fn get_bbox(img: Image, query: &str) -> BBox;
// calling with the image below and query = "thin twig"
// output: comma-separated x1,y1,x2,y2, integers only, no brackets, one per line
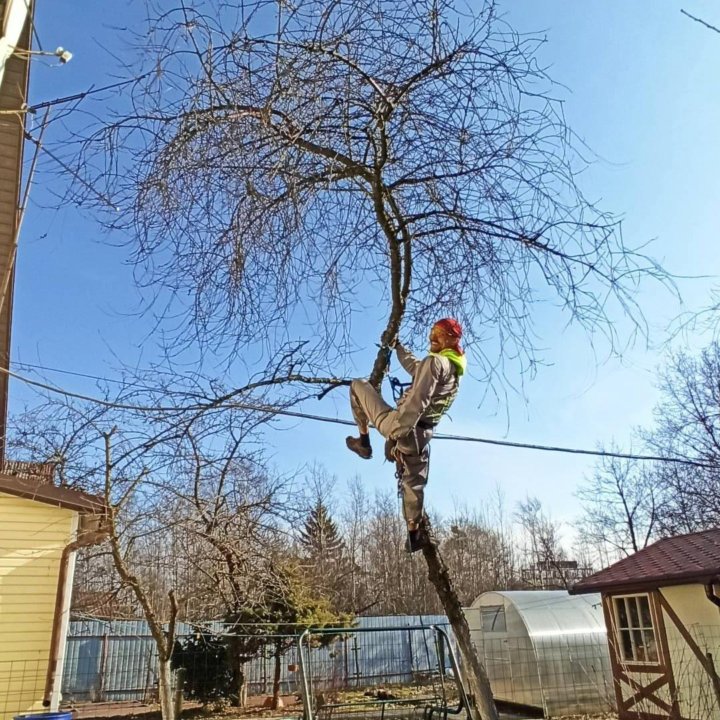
681,8,720,34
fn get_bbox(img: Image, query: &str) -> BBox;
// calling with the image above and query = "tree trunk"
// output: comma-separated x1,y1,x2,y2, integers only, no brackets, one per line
227,639,247,707
157,656,176,720
271,639,283,709
422,532,499,720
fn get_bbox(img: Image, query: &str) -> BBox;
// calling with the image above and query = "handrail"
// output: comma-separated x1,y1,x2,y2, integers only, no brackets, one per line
297,628,314,720
432,624,470,716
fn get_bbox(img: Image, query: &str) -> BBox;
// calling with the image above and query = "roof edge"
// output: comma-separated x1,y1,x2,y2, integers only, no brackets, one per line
0,0,31,84
571,572,720,596
0,473,106,513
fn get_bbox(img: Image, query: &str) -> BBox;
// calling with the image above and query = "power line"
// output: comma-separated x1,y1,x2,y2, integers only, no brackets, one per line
13,360,151,385
4,365,714,469
28,71,156,113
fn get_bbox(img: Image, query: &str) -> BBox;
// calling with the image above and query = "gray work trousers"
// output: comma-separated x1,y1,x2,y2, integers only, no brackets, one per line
350,379,432,526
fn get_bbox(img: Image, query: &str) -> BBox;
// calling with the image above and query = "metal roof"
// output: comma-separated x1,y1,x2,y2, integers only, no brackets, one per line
571,528,720,594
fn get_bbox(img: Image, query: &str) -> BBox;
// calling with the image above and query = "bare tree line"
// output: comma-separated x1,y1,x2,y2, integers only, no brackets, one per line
578,341,720,561
62,454,586,623
11,335,720,717
17,338,720,715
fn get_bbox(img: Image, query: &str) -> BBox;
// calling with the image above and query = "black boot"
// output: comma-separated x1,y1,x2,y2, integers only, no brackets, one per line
405,525,430,553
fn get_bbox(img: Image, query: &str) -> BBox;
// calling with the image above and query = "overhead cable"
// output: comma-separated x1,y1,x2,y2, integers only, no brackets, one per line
3,365,713,469
28,71,156,112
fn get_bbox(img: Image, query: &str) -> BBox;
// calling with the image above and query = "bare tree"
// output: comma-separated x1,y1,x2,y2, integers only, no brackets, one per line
439,507,515,603
338,476,377,614
181,450,301,706
515,497,572,590
7,367,310,719
101,428,182,717
642,343,720,533
577,452,660,561
681,8,720,35
362,489,428,614
55,1,674,717
68,0,666,381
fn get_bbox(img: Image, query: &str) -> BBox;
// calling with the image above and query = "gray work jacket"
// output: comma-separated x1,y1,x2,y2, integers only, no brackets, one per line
391,343,460,439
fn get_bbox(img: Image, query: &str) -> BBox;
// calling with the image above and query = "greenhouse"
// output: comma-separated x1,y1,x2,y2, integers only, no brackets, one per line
465,590,614,717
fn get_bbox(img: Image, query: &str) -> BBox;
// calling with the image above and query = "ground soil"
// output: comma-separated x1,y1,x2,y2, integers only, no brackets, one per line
66,692,617,720
68,694,302,720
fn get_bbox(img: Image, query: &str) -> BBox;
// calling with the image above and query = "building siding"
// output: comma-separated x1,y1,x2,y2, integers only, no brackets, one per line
0,491,76,718
660,584,720,719
661,584,720,629
0,0,31,458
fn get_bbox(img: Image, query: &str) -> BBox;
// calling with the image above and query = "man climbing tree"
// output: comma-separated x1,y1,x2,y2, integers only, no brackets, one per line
346,318,466,552
62,1,672,719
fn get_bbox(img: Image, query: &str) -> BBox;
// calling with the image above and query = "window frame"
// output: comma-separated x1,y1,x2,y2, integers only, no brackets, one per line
480,604,507,633
611,593,660,666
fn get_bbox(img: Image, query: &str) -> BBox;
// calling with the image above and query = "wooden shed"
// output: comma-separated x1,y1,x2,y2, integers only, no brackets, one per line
0,466,107,718
571,529,720,720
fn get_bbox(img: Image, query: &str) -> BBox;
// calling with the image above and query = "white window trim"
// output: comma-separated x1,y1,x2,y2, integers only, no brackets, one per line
611,592,660,666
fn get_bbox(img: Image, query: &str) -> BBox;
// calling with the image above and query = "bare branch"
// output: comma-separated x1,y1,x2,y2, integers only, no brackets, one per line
681,8,720,34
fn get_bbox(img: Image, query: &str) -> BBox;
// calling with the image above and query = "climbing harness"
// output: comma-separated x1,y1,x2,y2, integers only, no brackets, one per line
388,375,411,404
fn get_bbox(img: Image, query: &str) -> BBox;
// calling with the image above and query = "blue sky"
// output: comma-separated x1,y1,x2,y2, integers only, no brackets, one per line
10,1,720,547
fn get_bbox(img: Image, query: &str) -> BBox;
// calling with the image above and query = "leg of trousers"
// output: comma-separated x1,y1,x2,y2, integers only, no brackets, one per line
349,379,396,437
396,428,432,526
349,380,432,526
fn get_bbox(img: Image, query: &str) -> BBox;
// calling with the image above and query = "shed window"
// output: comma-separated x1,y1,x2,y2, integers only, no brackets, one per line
481,605,506,632
612,594,658,664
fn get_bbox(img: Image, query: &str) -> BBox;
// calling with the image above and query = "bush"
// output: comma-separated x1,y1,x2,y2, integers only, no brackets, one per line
172,629,233,701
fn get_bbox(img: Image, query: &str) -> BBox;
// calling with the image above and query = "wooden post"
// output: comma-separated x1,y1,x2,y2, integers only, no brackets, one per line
173,667,186,718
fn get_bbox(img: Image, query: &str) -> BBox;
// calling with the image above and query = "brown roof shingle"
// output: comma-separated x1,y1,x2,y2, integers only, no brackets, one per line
571,528,720,594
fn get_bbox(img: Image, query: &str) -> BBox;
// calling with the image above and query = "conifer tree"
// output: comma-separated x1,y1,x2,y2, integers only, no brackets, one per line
298,501,352,612
299,501,344,561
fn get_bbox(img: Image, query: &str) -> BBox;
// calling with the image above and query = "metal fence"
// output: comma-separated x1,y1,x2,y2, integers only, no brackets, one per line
62,615,448,704
0,658,48,720
53,616,720,719
63,619,161,702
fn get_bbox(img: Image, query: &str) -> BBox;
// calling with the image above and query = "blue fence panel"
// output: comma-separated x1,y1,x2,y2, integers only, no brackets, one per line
62,615,450,701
